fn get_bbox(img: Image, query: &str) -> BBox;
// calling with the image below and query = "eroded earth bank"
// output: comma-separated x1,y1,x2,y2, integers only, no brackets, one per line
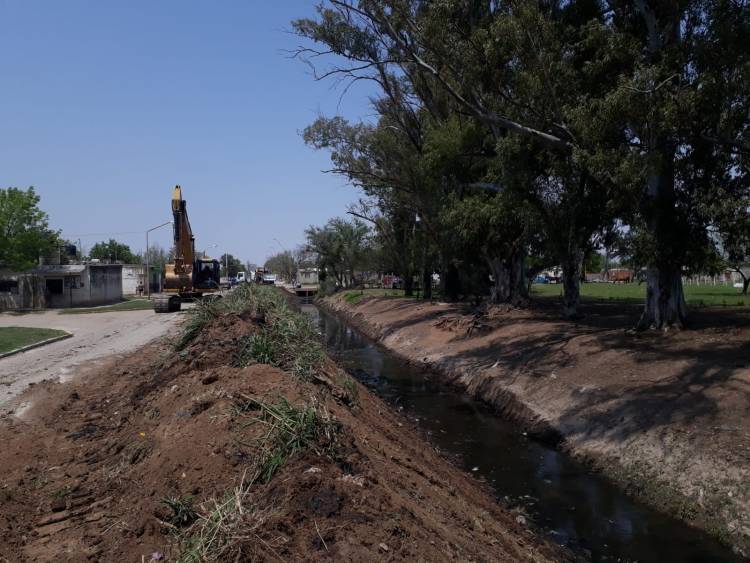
0,286,564,562
322,293,750,557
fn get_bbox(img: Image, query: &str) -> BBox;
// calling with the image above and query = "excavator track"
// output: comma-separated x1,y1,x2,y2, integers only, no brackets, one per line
153,293,181,313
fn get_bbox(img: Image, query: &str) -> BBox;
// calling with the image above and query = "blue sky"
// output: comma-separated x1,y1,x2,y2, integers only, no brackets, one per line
0,1,374,264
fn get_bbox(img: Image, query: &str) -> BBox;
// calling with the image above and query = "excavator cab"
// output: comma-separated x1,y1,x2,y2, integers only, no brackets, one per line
194,258,221,290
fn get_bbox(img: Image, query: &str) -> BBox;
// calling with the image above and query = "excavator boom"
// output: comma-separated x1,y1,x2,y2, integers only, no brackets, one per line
153,186,221,312
171,185,196,272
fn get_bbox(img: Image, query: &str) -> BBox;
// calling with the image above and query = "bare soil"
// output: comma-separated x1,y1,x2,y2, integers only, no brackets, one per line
323,294,750,555
0,309,564,561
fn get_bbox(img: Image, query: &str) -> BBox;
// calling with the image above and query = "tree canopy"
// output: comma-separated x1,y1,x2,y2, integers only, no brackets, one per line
219,253,244,278
294,0,750,329
88,239,139,264
305,217,372,289
0,187,58,271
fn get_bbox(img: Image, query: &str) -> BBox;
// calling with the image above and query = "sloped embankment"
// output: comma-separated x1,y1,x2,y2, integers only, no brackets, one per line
0,286,564,562
321,292,750,556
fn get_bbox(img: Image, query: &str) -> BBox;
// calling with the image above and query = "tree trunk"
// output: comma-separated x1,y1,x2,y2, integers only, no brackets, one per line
487,249,527,306
742,276,749,295
561,245,584,319
638,140,688,330
422,266,432,300
637,267,687,330
441,262,461,302
404,272,414,297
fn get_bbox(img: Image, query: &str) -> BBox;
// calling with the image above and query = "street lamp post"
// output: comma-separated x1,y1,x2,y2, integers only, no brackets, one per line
146,221,172,297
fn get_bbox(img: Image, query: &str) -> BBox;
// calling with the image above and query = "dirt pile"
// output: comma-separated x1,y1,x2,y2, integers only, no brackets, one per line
0,308,564,561
323,293,750,555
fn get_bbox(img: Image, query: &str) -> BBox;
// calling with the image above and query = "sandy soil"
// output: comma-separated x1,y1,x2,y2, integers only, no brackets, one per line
0,308,184,414
323,294,750,555
0,307,565,562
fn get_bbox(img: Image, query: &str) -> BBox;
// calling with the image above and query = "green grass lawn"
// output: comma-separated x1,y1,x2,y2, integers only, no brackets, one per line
342,283,750,308
531,282,750,307
0,327,70,354
59,299,154,315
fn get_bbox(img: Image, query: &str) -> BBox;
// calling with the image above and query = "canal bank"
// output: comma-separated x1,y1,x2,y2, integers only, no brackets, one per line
318,293,750,559
0,286,566,562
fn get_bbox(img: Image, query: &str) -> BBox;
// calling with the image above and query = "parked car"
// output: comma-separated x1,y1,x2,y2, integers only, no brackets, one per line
533,275,548,284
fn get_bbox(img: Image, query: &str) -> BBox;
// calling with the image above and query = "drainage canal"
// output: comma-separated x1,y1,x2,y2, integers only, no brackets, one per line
304,304,745,563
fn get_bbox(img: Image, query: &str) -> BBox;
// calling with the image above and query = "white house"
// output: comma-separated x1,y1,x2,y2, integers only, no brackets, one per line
34,264,122,308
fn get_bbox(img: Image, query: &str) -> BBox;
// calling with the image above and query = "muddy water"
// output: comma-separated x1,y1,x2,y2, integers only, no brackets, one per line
303,304,746,563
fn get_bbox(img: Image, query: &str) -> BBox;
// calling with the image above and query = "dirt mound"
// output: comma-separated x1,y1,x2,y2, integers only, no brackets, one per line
0,313,564,562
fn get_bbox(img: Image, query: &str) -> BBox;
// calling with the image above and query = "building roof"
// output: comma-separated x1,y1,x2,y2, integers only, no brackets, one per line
34,265,86,275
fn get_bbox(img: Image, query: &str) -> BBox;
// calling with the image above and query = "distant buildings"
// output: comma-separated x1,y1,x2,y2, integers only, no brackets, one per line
297,267,319,286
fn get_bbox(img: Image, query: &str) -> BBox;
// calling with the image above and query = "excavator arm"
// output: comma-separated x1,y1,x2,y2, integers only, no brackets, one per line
171,185,196,275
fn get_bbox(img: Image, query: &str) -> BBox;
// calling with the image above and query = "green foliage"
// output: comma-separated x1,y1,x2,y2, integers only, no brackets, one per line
0,187,57,271
0,327,69,354
234,333,276,366
252,397,338,483
218,253,243,278
89,239,138,264
179,284,325,380
305,217,372,288
293,0,750,325
176,397,339,562
144,243,171,275
161,496,198,528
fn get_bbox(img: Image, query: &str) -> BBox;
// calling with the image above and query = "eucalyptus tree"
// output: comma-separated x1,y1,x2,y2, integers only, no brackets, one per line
293,0,628,318
294,0,750,329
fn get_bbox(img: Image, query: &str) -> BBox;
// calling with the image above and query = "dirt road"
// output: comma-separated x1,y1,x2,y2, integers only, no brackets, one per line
0,309,184,414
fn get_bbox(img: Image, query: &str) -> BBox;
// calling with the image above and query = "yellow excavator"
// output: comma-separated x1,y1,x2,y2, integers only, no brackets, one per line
153,186,222,313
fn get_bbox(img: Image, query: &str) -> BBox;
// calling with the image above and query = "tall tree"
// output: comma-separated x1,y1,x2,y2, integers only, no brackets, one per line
305,218,371,288
294,0,750,328
89,239,138,264
143,243,171,275
0,187,58,271
218,253,243,278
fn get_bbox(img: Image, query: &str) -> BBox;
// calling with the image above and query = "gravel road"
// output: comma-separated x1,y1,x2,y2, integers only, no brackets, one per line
0,308,185,413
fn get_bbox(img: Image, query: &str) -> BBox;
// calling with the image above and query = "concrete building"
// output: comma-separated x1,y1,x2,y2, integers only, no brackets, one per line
0,273,46,311
122,264,143,295
297,268,319,286
34,264,122,308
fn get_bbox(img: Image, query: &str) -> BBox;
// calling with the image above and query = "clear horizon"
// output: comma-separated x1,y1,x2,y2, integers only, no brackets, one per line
0,1,375,264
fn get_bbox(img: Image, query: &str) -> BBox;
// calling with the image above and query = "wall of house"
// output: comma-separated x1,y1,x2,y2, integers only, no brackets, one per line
298,270,319,285
44,275,88,308
88,265,122,305
0,274,46,311
122,265,144,295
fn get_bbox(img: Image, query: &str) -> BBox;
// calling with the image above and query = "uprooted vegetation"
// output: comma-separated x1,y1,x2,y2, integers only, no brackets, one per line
0,285,564,562
178,284,325,381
